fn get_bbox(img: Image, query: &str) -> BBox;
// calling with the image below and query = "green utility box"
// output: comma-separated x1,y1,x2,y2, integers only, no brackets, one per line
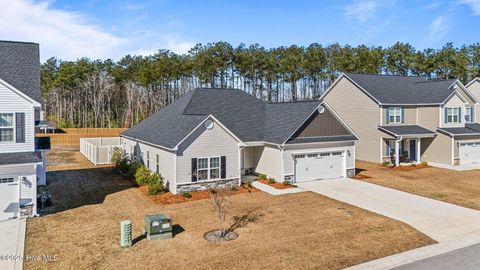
144,214,172,240
120,220,132,247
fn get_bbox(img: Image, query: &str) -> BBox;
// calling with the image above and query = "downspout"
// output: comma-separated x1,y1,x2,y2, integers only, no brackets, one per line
278,145,284,182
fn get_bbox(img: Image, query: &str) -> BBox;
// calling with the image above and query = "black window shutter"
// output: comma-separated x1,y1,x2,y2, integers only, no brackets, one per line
191,158,197,182
221,156,226,178
15,113,25,143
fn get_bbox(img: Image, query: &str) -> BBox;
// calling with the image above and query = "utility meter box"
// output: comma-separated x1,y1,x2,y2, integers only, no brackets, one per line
144,214,172,240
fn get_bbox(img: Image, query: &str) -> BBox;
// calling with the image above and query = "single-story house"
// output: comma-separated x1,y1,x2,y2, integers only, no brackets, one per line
121,88,357,194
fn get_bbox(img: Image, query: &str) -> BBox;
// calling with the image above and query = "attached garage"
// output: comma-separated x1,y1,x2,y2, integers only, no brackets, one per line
294,151,345,182
459,141,480,164
0,176,19,220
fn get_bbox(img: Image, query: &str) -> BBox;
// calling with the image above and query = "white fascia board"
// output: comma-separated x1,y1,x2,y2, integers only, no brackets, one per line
0,78,41,107
120,134,175,152
465,78,480,89
453,79,480,104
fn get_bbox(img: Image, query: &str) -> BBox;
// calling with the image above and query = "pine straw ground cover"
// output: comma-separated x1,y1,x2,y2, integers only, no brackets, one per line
355,160,480,210
258,179,297,189
27,150,434,270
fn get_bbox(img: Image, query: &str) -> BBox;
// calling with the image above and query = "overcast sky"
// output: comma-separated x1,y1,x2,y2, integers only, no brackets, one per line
1,0,480,62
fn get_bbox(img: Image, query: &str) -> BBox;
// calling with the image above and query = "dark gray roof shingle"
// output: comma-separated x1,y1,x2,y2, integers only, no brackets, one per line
0,151,42,166
379,125,436,137
122,88,350,148
0,41,41,103
286,135,357,144
345,73,456,104
438,125,480,136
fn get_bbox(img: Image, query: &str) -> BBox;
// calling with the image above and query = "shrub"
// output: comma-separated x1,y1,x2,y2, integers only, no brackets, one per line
128,160,141,178
135,165,150,186
382,161,390,167
147,173,164,195
282,180,290,186
268,177,276,184
246,180,253,188
118,157,130,173
258,174,267,180
420,161,428,167
111,147,123,166
182,192,192,198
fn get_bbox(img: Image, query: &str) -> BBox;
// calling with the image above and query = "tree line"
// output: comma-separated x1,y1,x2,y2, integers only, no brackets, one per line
41,41,480,128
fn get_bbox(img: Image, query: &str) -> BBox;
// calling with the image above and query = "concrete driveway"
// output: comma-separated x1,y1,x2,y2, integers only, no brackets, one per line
0,219,26,270
297,178,480,242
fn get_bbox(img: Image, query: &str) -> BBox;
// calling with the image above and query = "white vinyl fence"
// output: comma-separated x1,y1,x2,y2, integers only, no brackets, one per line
80,137,121,165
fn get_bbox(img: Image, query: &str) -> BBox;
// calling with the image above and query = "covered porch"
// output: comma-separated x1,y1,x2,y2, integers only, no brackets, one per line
379,125,436,166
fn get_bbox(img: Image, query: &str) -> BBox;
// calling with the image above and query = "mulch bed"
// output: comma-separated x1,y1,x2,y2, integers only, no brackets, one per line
389,164,429,171
258,179,296,189
139,184,259,205
351,173,372,180
204,230,238,242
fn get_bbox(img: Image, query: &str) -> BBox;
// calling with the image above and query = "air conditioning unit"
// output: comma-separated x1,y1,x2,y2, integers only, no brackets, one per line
144,213,172,240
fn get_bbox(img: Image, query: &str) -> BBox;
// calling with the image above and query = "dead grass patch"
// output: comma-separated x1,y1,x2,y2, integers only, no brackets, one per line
356,160,480,210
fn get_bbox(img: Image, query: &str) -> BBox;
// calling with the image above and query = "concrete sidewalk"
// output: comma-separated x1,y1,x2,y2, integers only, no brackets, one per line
0,219,26,270
297,178,480,242
429,162,480,171
251,181,306,196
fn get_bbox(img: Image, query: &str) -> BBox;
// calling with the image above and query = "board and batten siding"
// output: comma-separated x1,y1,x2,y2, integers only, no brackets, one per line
121,137,175,191
381,106,417,125
176,120,240,184
294,108,350,138
323,77,384,163
253,145,281,181
0,81,36,153
283,141,355,176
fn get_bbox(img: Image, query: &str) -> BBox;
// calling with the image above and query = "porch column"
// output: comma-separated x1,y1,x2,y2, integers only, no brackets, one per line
416,139,421,164
395,139,400,166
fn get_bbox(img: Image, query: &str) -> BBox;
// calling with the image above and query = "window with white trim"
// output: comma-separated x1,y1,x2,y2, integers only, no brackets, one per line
0,177,14,184
465,107,473,123
0,113,14,142
446,107,461,123
197,157,220,181
388,107,403,124
156,154,159,173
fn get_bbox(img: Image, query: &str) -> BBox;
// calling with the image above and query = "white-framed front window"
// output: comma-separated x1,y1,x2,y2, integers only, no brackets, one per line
446,107,461,123
465,107,473,123
388,107,403,124
197,157,220,181
0,113,14,142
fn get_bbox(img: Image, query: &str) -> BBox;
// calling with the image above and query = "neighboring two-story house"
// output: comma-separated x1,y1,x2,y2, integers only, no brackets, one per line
322,73,480,166
0,41,46,220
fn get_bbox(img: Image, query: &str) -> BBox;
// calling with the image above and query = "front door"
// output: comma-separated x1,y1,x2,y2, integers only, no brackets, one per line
409,140,416,162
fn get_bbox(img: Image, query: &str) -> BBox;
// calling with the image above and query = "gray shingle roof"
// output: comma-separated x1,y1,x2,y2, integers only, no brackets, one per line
438,125,480,136
344,73,456,105
0,41,41,103
122,88,351,149
379,125,436,137
0,151,42,166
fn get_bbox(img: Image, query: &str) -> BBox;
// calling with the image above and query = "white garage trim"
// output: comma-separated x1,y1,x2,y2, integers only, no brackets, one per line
459,140,480,165
0,175,20,220
293,150,346,183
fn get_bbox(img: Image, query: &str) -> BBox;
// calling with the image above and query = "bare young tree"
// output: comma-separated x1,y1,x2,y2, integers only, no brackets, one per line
208,185,232,237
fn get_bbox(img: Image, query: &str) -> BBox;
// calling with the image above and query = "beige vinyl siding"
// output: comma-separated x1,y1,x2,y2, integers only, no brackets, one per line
176,120,239,184
421,132,453,164
417,106,440,131
440,93,467,128
253,145,281,181
455,81,477,105
0,81,36,153
467,80,480,102
283,141,355,176
121,137,175,191
324,77,384,162
382,106,417,125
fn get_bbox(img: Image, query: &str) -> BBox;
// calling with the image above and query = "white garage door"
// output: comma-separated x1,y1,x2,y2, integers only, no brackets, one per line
295,152,345,182
0,177,19,220
459,142,480,164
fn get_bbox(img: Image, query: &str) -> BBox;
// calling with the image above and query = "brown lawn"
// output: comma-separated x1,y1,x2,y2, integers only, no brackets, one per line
356,160,480,210
25,150,434,270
